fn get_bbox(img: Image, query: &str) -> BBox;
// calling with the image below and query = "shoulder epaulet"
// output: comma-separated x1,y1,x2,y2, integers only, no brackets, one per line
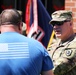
68,36,76,48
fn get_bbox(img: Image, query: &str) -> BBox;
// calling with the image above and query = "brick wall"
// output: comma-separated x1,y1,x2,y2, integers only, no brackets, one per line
65,0,76,32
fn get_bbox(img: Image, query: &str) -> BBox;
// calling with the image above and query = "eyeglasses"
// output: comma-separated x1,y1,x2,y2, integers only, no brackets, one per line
51,20,70,26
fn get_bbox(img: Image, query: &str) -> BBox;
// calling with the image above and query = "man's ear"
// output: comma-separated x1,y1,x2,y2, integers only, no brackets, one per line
70,20,73,26
17,22,23,34
19,22,23,30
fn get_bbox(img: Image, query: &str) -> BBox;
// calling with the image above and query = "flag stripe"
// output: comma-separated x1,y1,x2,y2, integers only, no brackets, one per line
25,0,31,33
33,0,38,32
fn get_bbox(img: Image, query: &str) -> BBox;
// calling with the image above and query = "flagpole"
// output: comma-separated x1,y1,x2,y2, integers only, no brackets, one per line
47,31,55,49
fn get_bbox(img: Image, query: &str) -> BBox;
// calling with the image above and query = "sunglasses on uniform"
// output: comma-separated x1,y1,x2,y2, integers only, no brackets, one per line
51,20,70,26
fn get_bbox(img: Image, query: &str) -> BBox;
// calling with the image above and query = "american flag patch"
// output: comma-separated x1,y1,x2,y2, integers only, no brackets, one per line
0,42,29,59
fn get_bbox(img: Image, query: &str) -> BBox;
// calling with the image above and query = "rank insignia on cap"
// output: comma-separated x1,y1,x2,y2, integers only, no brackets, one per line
65,50,72,56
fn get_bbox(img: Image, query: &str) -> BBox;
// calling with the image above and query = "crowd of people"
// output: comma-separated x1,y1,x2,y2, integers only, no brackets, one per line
0,8,76,75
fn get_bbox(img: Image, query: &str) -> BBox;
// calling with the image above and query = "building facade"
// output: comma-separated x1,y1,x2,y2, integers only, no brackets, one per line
0,0,75,32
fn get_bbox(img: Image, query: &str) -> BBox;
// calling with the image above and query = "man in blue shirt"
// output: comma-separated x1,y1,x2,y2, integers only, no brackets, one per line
0,9,54,75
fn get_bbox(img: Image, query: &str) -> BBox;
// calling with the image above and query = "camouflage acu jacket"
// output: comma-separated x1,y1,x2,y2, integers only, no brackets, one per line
47,34,76,75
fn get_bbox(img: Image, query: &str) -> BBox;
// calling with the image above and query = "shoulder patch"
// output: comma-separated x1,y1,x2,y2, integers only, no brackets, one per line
63,48,76,59
65,50,72,56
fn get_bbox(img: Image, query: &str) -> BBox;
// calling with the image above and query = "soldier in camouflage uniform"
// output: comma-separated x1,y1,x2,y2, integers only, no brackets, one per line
48,10,76,75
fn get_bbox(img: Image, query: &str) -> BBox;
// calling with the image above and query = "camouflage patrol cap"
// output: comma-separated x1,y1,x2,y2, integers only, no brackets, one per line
22,22,26,31
49,10,72,24
17,10,23,16
17,10,26,31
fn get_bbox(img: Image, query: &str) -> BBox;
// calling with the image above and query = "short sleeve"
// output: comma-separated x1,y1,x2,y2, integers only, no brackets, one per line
42,47,54,71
